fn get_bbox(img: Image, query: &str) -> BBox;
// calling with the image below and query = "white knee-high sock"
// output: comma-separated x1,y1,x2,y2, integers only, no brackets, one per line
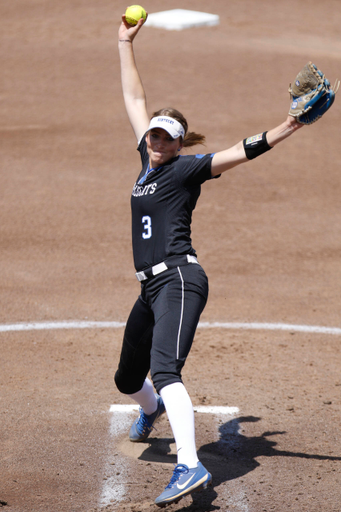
160,382,199,469
128,377,157,415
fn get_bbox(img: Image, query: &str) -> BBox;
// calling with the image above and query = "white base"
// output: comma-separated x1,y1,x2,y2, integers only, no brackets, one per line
144,9,220,31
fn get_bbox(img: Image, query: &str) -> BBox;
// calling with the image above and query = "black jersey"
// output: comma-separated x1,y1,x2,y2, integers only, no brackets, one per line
131,136,217,272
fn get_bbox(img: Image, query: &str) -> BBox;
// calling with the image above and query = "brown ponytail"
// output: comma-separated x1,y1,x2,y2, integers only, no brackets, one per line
151,108,206,147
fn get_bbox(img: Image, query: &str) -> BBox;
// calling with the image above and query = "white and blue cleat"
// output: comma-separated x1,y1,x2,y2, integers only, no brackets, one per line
129,395,166,442
155,462,212,507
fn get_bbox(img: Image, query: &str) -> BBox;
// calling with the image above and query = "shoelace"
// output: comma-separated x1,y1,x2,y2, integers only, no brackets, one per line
136,409,155,435
166,464,189,489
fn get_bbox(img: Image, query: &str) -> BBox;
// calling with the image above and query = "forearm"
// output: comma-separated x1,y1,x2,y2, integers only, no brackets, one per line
266,116,303,147
118,21,150,140
211,116,303,176
118,40,146,105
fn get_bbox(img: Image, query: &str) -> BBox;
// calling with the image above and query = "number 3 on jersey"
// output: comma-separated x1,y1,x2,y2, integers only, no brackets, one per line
142,215,152,239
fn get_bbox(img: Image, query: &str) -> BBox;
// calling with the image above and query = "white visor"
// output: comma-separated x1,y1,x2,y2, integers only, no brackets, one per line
147,116,185,140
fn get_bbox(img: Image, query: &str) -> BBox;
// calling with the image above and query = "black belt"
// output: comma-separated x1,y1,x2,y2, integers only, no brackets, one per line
135,254,199,282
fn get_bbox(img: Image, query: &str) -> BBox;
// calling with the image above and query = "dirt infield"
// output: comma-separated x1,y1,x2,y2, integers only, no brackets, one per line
1,1,341,511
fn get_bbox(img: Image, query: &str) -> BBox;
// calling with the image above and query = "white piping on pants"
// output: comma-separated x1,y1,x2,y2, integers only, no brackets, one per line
176,266,185,360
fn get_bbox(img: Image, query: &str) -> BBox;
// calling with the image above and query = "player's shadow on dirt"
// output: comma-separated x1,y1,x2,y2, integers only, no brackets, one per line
138,415,341,511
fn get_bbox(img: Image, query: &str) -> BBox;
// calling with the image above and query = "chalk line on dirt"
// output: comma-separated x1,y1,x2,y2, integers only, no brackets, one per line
99,411,133,507
1,320,341,335
109,404,240,415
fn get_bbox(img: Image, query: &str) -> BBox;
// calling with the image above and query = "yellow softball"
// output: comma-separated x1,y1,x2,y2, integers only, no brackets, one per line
125,5,147,26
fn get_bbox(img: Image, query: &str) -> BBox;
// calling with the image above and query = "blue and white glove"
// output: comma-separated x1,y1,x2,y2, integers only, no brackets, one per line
288,62,339,125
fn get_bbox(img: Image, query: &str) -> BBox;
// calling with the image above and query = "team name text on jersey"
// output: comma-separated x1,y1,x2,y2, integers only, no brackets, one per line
132,182,158,197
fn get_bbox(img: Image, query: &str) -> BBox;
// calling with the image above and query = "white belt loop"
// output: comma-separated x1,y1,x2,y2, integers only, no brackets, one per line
135,271,147,281
152,261,168,276
187,254,199,264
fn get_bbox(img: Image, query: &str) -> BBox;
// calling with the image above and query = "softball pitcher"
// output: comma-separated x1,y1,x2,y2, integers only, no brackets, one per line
114,9,336,508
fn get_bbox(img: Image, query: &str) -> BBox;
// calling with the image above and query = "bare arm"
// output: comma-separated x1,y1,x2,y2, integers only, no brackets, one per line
118,15,149,142
266,115,303,146
211,116,304,177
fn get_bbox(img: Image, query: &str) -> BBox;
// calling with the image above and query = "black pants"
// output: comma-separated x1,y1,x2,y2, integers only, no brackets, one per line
114,263,208,394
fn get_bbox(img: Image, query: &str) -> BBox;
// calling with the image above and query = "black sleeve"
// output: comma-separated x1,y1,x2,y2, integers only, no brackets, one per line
176,153,217,186
137,135,149,167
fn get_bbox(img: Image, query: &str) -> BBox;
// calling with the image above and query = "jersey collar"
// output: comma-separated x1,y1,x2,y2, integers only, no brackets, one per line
138,164,162,185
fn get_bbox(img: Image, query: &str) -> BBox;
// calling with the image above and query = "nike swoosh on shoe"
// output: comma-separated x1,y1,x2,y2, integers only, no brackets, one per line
177,474,195,490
